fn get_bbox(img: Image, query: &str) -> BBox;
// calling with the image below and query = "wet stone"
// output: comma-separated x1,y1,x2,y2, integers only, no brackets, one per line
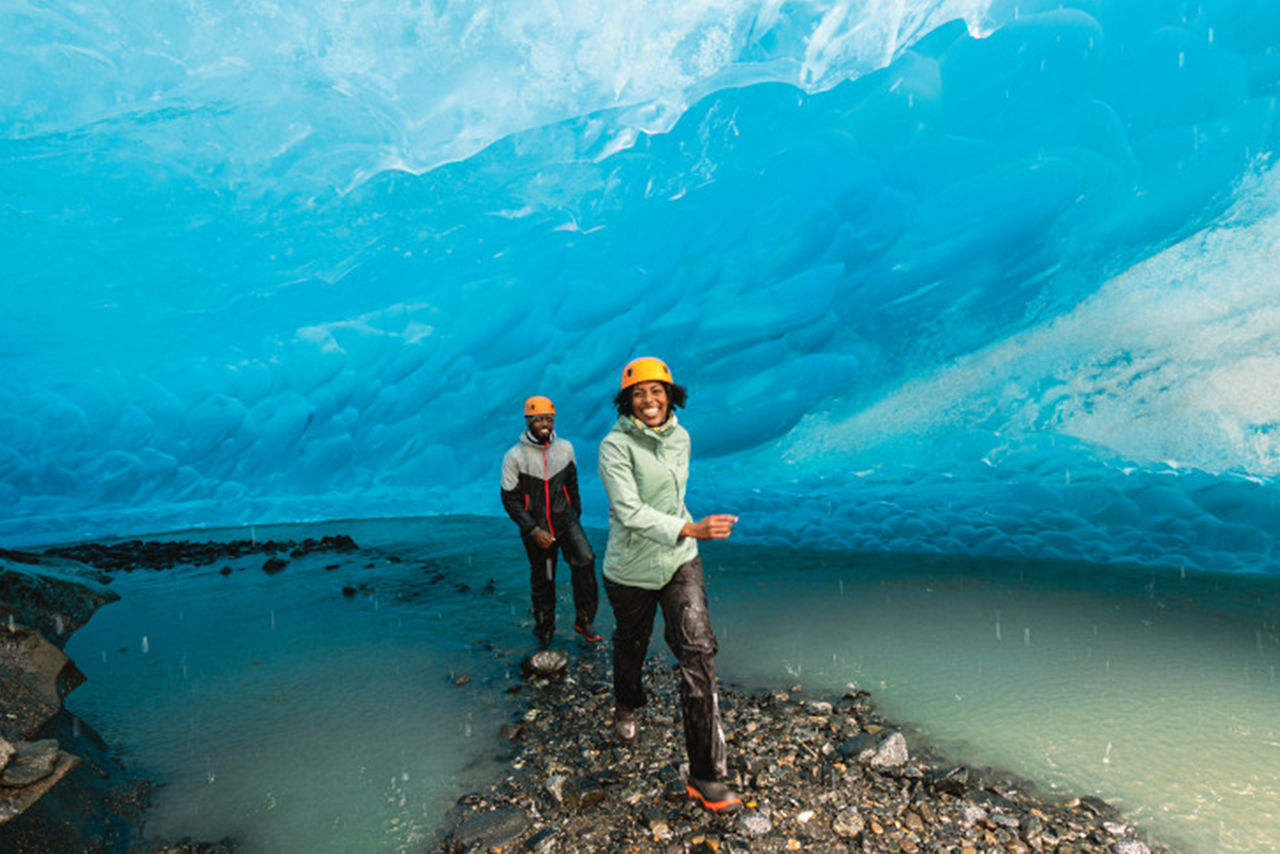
832,806,865,838
523,825,559,852
446,807,531,852
520,649,568,679
870,731,909,769
736,810,773,837
0,739,59,787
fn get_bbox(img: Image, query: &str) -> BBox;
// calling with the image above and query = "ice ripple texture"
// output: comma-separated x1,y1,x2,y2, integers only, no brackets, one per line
4,0,1280,575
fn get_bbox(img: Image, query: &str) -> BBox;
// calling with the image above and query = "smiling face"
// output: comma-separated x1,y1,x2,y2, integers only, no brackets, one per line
630,381,670,428
527,414,554,441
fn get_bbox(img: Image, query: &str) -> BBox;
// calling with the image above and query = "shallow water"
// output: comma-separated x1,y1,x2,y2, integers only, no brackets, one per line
62,516,1280,853
708,548,1280,854
65,516,536,852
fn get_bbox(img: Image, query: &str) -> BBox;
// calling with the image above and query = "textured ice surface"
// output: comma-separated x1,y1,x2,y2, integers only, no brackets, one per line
4,0,1280,574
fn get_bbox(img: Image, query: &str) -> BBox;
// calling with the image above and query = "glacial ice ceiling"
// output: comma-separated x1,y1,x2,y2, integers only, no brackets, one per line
4,0,1280,573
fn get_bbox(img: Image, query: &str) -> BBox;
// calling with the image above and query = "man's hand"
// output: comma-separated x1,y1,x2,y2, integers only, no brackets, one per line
531,527,556,549
681,515,738,540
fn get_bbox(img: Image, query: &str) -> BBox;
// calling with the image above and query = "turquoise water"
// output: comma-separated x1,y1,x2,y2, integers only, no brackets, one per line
65,517,534,852
709,549,1280,854
63,516,1280,852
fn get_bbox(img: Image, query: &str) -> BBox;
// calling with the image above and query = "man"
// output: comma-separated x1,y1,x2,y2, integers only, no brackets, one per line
501,395,601,648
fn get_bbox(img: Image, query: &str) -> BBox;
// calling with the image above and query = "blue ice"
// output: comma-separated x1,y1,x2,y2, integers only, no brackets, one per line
3,0,1280,582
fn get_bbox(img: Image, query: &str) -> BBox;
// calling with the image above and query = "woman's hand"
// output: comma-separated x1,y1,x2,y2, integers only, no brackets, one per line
681,515,739,540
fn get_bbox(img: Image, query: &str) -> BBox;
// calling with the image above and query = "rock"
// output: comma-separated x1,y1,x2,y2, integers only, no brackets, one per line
521,649,569,679
1080,794,1122,819
563,776,606,811
0,740,60,787
261,556,288,575
447,807,531,852
927,764,970,796
0,551,118,648
736,810,773,837
0,749,79,823
959,802,989,826
524,825,560,852
832,806,865,838
0,737,13,770
1113,841,1151,854
0,627,83,742
870,732,909,769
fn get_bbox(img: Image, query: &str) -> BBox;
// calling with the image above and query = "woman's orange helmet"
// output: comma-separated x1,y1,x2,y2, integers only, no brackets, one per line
620,356,674,390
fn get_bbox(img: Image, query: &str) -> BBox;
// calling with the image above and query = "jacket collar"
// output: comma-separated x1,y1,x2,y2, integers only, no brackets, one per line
618,412,679,440
521,429,555,447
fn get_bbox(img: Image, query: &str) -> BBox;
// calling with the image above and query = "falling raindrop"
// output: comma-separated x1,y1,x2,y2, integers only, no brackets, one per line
141,635,150,654
995,611,1002,641
1178,51,1186,68
6,614,14,633
1024,627,1031,646
55,614,65,635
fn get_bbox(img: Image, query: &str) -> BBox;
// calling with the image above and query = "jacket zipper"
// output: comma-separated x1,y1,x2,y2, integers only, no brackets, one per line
541,446,555,537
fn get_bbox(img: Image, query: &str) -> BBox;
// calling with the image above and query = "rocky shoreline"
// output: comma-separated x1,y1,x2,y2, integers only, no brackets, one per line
441,648,1169,853
3,537,1173,853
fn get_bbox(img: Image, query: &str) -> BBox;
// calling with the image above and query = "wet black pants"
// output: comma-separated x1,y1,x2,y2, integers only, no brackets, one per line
522,516,597,643
605,557,727,781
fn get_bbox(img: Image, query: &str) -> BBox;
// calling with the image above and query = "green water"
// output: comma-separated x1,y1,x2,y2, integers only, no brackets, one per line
60,517,1280,852
707,548,1280,854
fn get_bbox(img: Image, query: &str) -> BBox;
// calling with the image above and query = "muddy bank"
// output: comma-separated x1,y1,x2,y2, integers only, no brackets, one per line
441,648,1169,853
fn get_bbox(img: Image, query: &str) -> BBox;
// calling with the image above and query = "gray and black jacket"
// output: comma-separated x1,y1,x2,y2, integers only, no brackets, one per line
501,431,583,538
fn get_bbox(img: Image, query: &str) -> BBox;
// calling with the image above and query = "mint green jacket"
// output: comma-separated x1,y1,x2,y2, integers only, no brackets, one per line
598,414,698,590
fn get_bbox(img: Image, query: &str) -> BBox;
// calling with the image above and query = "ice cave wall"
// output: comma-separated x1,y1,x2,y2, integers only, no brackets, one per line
3,0,1280,574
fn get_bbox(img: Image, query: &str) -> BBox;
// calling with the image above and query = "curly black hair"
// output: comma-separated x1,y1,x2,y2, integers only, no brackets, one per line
613,381,688,417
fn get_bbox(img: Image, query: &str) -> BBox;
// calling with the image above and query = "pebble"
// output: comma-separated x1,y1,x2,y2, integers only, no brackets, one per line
832,806,865,838
736,810,773,837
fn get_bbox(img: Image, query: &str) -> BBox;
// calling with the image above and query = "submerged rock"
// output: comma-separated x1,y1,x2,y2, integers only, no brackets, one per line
445,806,530,852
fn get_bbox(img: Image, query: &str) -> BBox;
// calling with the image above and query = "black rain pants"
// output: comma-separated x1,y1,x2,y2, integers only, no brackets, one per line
522,515,597,643
605,556,727,781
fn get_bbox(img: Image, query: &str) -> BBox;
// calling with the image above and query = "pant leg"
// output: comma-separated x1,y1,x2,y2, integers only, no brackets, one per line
604,577,658,710
556,517,598,626
658,557,727,782
522,534,559,642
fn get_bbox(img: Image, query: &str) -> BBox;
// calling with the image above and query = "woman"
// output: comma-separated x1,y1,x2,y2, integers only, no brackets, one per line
597,355,743,814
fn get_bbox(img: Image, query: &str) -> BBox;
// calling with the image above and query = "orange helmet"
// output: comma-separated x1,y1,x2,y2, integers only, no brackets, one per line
524,396,555,417
620,356,674,390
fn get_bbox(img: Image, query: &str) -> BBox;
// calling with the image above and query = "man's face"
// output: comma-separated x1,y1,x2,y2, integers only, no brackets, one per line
527,414,554,440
